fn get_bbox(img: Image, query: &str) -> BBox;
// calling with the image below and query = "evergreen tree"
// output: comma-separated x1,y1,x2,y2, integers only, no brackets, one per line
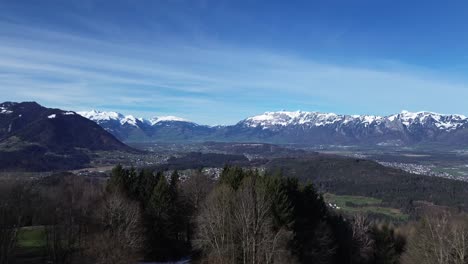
148,175,171,225
108,164,126,192
168,170,182,240
264,174,294,229
371,224,405,264
169,170,180,199
138,169,157,203
219,166,245,190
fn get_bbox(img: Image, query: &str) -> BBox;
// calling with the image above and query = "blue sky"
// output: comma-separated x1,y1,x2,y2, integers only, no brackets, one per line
1,0,468,124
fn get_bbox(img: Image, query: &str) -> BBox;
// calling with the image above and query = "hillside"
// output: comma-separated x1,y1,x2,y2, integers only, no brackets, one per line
265,155,468,211
0,102,132,171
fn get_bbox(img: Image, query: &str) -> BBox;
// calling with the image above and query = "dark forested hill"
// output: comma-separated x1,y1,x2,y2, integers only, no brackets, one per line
265,155,468,211
0,102,132,171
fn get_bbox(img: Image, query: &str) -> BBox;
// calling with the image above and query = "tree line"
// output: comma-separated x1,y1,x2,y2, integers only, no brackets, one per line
0,166,467,263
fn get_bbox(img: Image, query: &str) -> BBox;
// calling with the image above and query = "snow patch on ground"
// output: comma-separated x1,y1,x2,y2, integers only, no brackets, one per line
0,106,12,114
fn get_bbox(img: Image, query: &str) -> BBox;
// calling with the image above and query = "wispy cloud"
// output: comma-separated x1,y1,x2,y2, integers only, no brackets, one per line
1,18,468,124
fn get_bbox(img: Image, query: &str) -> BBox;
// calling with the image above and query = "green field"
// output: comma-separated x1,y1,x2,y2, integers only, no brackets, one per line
432,166,468,177
17,226,46,249
14,226,47,263
324,193,409,222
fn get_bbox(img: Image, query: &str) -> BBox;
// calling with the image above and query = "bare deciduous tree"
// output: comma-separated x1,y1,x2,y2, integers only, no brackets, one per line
85,191,143,264
233,176,291,264
181,170,215,243
352,214,374,262
449,217,468,264
180,170,214,212
195,175,293,264
402,212,468,264
194,185,235,264
40,175,101,264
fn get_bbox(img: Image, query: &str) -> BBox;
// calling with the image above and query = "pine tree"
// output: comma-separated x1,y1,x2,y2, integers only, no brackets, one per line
219,166,245,190
148,175,171,222
146,174,173,259
138,169,157,203
169,170,180,199
108,164,126,192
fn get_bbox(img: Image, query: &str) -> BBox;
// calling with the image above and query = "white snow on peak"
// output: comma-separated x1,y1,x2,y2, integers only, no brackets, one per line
357,115,383,125
243,110,468,131
77,110,141,126
150,116,189,125
244,111,348,128
77,110,123,122
78,108,467,132
78,110,189,127
48,114,56,119
121,115,140,126
394,111,467,130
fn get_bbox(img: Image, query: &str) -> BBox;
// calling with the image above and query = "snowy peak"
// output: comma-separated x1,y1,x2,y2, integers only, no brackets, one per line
390,111,468,130
78,110,124,122
150,116,189,125
241,110,468,131
78,110,190,127
243,111,342,127
242,111,381,128
78,110,143,127
73,106,468,146
77,109,201,142
121,115,141,126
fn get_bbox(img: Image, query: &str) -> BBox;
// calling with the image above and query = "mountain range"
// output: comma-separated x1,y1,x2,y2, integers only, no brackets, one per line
2,101,468,171
78,109,468,147
77,110,213,142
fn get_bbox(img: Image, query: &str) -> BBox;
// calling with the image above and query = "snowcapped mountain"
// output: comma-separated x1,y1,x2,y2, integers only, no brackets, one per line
240,110,468,131
150,116,188,125
78,109,468,146
242,111,344,128
78,110,213,142
78,110,189,127
233,110,468,145
77,110,123,123
77,110,147,127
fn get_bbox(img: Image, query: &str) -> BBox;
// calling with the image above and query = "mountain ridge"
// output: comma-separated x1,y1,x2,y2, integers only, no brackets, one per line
78,109,468,146
78,109,468,129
